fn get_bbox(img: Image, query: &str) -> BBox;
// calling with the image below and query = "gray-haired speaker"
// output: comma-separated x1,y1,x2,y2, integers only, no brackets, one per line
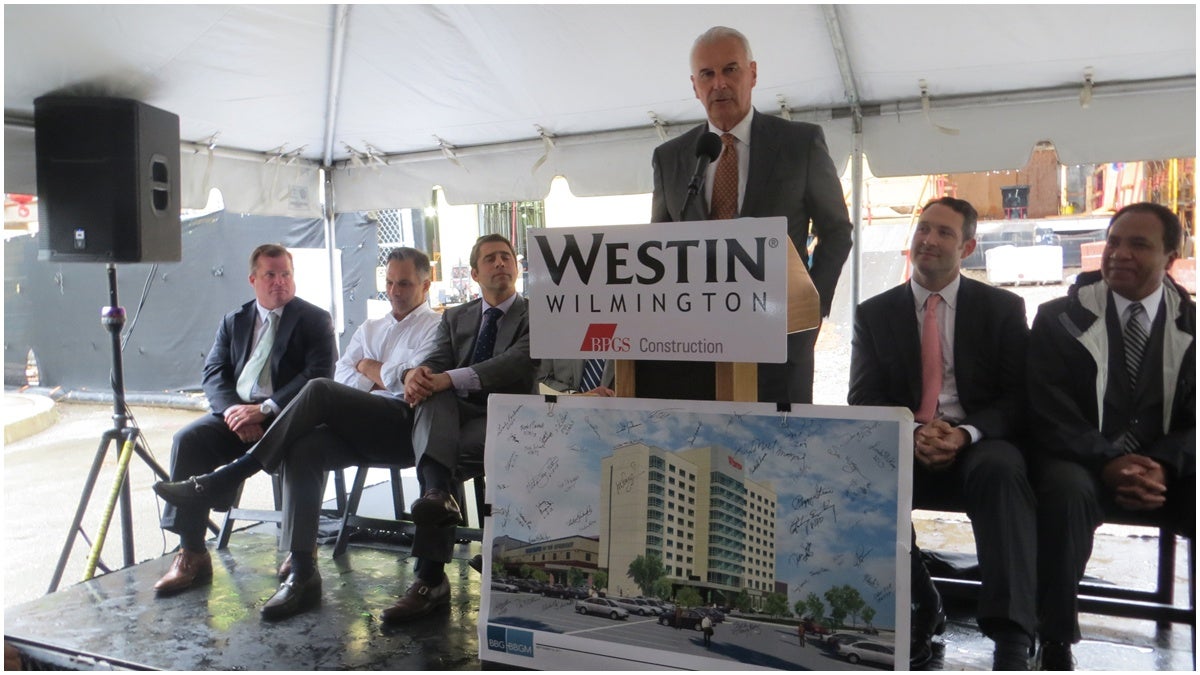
34,96,181,263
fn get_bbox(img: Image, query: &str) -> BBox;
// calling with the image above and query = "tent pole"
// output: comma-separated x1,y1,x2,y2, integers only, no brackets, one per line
322,168,341,334
850,111,864,312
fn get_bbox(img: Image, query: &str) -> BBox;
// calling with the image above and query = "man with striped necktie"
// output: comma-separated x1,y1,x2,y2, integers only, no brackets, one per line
1028,202,1195,670
536,358,614,396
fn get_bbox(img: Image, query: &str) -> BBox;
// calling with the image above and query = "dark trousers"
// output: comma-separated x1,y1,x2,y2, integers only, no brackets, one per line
913,438,1038,639
159,414,253,544
757,324,818,405
1034,454,1195,643
249,378,416,551
409,390,487,564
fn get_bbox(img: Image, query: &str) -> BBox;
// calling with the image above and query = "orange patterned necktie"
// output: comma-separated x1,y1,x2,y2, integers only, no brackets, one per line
709,133,738,219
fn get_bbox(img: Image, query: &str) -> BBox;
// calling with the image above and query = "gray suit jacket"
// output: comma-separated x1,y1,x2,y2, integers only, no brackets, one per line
537,358,615,393
420,295,535,396
651,110,852,317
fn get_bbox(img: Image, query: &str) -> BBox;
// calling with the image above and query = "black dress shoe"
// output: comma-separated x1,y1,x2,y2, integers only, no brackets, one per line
410,489,461,528
910,595,945,668
1035,640,1074,671
261,569,322,621
153,476,235,511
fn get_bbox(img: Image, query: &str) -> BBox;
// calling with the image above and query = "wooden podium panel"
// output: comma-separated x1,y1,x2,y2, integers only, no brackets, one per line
616,239,820,402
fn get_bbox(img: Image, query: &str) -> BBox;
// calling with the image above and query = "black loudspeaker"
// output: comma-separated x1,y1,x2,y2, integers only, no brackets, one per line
34,96,181,263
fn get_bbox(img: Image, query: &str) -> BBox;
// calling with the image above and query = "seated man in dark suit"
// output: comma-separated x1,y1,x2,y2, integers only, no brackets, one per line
152,244,337,595
153,247,441,620
536,358,615,396
1027,202,1194,670
849,197,1035,669
385,233,535,622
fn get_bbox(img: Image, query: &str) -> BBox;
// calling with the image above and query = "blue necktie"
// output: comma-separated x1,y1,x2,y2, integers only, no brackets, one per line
472,307,503,364
580,358,606,392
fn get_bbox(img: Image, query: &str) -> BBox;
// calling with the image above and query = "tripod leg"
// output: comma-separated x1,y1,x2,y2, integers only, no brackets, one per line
48,431,119,593
82,431,137,581
119,431,137,567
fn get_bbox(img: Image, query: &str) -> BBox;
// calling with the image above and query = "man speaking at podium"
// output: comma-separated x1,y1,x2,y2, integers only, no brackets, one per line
649,26,852,404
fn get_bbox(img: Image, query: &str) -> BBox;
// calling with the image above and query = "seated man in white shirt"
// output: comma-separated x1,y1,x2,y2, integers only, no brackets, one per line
154,246,442,620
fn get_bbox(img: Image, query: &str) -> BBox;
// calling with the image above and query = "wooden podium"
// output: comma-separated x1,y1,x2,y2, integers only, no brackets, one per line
614,240,820,402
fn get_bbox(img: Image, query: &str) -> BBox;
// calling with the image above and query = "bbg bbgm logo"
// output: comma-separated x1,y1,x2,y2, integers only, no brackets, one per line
486,625,534,658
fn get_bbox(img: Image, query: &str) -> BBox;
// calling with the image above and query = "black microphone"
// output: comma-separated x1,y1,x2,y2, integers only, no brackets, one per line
681,131,723,217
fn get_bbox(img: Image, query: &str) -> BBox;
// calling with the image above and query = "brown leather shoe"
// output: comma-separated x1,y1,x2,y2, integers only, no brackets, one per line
154,549,213,595
410,489,461,528
380,576,450,622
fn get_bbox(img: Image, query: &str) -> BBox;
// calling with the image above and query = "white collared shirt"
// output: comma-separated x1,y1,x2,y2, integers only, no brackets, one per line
1111,283,1163,333
334,302,441,399
704,110,754,215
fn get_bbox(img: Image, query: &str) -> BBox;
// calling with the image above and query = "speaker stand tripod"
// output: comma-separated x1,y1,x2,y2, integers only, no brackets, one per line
47,264,172,593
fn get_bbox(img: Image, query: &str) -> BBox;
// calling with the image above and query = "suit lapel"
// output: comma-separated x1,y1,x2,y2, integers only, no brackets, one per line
458,300,484,367
233,302,258,374
494,297,527,351
271,300,300,375
742,110,778,218
893,284,923,407
680,125,710,222
952,278,977,402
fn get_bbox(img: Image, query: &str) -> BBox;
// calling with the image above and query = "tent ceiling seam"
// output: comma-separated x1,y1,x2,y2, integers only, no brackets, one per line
321,5,352,167
5,76,1191,173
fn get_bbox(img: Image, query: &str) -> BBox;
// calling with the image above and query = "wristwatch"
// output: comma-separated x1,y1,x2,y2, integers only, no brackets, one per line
259,402,275,418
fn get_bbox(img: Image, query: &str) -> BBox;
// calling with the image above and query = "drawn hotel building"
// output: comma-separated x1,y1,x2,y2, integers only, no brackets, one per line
599,442,779,603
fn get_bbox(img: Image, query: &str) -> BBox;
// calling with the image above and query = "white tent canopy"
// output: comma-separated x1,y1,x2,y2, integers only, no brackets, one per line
4,4,1195,217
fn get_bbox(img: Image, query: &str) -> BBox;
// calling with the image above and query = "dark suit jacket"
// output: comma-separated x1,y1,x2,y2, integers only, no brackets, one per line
201,296,337,414
848,276,1029,441
421,294,535,396
651,110,852,317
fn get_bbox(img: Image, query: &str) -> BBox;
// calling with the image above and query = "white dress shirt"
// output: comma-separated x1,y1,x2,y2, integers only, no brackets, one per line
334,302,441,399
1110,283,1163,334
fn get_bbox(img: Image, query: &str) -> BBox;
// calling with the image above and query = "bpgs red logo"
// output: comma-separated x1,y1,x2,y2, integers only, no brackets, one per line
728,455,743,470
580,323,631,352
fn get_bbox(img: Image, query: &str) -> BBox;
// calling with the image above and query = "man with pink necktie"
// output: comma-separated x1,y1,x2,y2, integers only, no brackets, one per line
849,197,1035,670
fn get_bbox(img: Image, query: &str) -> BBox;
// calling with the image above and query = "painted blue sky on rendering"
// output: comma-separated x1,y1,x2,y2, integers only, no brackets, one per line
485,394,909,629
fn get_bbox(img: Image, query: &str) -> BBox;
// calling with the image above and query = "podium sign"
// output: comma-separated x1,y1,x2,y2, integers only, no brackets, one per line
527,218,788,363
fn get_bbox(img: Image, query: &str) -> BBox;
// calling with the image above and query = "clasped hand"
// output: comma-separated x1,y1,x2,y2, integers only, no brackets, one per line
1102,454,1167,511
914,419,968,471
224,403,266,443
404,366,451,406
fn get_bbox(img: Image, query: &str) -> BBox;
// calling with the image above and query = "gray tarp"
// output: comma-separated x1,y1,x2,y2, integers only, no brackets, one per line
3,212,376,392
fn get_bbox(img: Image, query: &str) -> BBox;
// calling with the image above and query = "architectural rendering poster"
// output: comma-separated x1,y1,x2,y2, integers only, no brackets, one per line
479,394,912,670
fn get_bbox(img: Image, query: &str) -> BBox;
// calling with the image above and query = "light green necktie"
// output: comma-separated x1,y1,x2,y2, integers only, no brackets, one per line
236,311,276,402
